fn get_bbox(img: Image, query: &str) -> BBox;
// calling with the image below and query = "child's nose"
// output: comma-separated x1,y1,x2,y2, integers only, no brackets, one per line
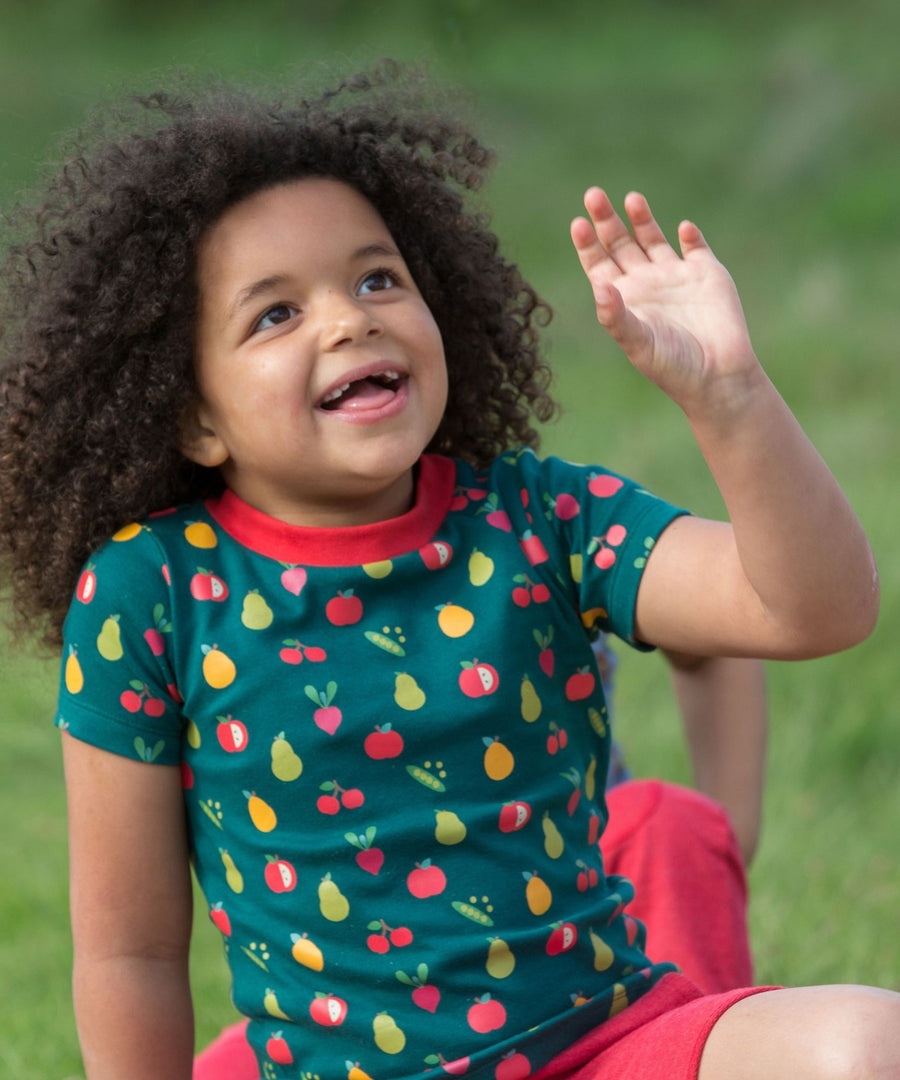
319,292,383,349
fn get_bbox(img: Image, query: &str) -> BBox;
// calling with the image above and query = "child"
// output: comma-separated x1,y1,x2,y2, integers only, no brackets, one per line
1,65,896,1080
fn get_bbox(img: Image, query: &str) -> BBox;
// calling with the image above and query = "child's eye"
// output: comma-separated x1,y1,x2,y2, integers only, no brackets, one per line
358,268,400,295
253,303,297,332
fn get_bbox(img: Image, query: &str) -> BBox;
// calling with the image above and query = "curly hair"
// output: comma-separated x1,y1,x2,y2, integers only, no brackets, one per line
0,62,556,649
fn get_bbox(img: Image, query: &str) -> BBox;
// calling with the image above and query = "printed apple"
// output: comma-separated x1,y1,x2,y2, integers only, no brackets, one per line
266,1032,294,1065
498,801,532,833
495,1051,531,1080
519,531,549,566
459,660,500,698
264,856,298,893
217,715,249,752
309,993,348,1027
467,994,507,1034
565,669,596,701
76,566,97,604
326,590,363,626
364,724,404,760
407,860,447,898
189,569,229,601
208,902,231,936
545,922,578,955
588,474,624,498
419,540,453,570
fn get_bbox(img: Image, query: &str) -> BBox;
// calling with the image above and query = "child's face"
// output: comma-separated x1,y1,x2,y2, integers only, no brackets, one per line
186,177,448,526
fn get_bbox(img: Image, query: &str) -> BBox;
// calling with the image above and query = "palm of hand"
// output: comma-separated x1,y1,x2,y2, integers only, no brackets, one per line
571,189,757,415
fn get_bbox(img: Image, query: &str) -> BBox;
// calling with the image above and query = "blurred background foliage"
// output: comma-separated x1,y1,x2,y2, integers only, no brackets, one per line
1,0,898,1075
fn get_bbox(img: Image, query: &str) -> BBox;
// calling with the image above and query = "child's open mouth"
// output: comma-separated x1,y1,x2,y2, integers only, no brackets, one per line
318,369,407,416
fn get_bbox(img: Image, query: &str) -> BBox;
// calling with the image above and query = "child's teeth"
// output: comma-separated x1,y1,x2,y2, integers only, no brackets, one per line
323,382,351,403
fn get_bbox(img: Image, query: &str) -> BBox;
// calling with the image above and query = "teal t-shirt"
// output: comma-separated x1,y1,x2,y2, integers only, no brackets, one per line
57,449,686,1080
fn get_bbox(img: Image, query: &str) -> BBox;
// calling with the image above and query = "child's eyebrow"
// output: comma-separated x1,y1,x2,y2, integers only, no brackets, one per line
227,275,291,324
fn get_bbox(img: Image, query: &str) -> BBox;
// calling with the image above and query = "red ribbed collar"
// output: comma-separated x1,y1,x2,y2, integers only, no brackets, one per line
204,455,457,566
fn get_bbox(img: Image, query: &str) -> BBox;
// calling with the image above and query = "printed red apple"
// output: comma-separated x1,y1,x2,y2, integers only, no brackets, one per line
498,800,532,833
264,855,298,893
364,724,404,759
76,565,97,603
459,660,500,698
280,564,307,596
495,1051,531,1080
467,994,507,1034
419,540,453,569
545,922,578,955
407,859,447,898
189,569,229,601
208,902,231,936
552,493,581,520
266,1031,293,1065
309,993,348,1027
326,590,363,626
441,1055,471,1076
519,531,549,566
217,714,249,752
588,474,624,498
565,668,596,701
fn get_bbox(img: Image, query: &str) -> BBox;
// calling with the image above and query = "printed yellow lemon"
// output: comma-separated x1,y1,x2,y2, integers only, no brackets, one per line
437,603,474,638
112,522,141,542
184,521,217,548
202,645,236,688
525,872,552,915
65,647,84,694
246,791,277,832
483,738,514,781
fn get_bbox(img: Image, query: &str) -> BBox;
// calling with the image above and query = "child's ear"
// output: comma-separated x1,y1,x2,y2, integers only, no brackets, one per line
179,401,229,468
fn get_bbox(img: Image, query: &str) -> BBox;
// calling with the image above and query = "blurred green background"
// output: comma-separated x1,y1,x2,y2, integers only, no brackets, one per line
1,0,898,1075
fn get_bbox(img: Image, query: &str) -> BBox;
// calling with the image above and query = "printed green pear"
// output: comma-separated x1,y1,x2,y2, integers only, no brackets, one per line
434,809,467,845
318,875,350,922
373,1012,406,1054
241,590,274,630
97,615,123,661
486,937,515,979
542,812,564,859
271,732,303,782
394,672,426,711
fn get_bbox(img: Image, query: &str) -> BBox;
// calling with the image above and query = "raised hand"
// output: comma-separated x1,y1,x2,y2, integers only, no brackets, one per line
570,188,760,418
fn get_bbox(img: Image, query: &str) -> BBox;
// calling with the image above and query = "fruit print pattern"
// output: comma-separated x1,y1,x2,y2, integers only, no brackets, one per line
55,450,685,1079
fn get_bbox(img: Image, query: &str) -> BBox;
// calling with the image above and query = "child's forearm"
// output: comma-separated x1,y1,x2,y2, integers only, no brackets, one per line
686,367,879,656
74,952,194,1079
665,651,767,865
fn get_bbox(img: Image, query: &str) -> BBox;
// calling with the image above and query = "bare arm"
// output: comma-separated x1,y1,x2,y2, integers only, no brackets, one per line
665,651,768,865
571,189,879,659
63,733,195,1080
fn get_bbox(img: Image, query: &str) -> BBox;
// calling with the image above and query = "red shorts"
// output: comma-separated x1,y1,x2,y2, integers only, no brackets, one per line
532,973,774,1080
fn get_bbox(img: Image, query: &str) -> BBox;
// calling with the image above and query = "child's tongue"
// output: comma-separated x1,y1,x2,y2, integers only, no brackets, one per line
325,376,397,413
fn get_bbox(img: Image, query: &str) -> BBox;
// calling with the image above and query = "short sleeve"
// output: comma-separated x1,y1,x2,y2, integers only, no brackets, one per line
511,453,687,650
56,523,183,765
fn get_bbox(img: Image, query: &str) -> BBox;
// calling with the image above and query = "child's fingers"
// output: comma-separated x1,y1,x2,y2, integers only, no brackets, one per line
622,192,678,263
580,187,649,272
677,219,712,258
570,215,624,282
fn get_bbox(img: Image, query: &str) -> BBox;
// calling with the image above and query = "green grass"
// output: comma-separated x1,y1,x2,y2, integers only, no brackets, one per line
2,1,899,1074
